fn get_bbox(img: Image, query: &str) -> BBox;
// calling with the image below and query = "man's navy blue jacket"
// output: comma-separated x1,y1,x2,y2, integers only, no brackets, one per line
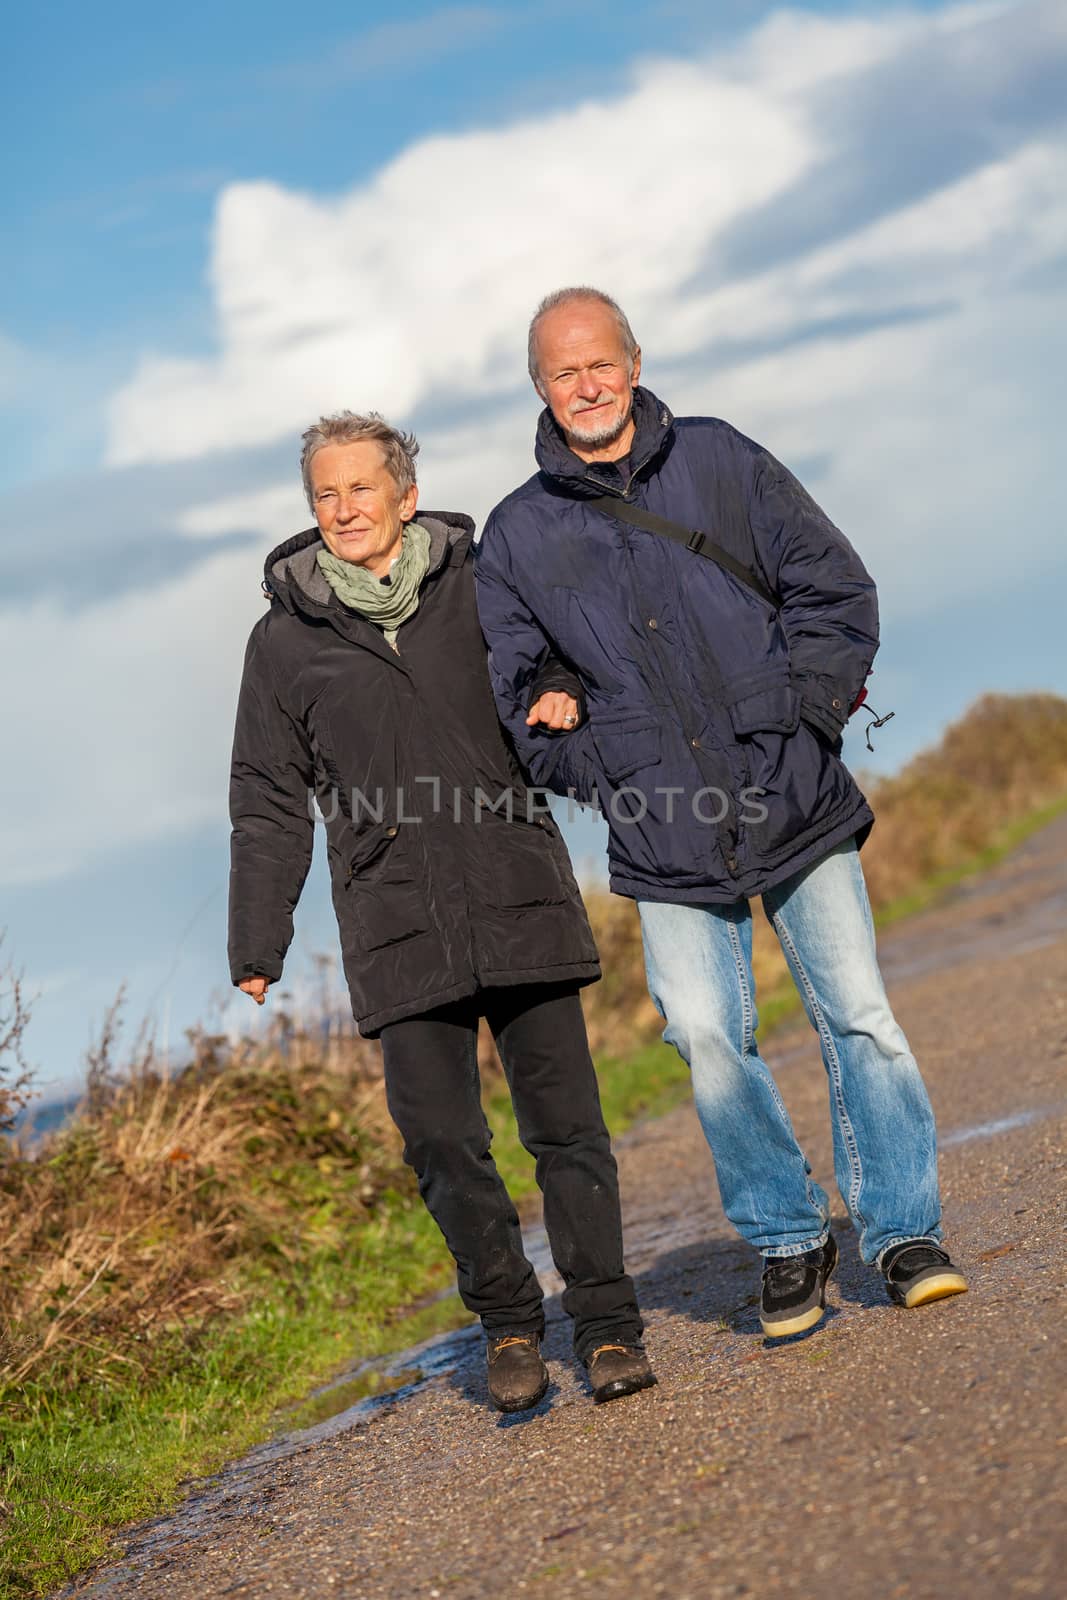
474,387,878,904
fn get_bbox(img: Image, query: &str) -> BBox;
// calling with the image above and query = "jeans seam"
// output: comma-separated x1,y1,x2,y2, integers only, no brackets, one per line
726,918,755,1056
727,917,821,1225
727,917,783,1113
771,908,870,1248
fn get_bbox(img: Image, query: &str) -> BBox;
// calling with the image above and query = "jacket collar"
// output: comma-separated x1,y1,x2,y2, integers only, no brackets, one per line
261,511,474,617
533,385,674,499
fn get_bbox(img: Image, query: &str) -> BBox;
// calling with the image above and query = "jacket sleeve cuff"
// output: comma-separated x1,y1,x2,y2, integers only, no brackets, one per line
231,960,283,986
528,721,599,805
527,661,588,732
796,679,849,743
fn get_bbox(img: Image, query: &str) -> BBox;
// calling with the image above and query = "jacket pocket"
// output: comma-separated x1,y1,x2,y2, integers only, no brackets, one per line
725,682,801,737
345,827,431,951
591,720,662,783
483,813,566,909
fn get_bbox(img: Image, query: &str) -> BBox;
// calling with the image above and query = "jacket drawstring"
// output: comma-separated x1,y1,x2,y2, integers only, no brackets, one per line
861,702,895,752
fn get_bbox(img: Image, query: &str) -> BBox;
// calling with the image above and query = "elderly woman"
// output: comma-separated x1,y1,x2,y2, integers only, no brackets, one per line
227,412,654,1412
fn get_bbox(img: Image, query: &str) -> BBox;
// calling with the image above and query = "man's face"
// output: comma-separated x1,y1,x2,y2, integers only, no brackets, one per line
533,300,641,460
309,439,417,577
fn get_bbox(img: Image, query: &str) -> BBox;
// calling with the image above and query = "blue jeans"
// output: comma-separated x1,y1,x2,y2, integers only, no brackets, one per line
637,837,941,1265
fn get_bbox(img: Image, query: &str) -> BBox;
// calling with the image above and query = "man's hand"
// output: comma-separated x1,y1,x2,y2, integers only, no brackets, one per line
238,976,271,1006
526,692,581,730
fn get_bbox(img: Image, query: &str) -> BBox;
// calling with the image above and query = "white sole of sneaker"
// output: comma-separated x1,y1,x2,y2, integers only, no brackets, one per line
903,1272,968,1308
760,1303,827,1339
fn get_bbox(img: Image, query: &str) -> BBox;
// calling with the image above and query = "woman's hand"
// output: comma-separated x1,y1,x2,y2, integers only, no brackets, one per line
526,692,581,731
238,976,271,1006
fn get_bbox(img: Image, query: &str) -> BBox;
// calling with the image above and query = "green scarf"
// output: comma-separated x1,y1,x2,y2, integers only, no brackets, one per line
316,521,432,649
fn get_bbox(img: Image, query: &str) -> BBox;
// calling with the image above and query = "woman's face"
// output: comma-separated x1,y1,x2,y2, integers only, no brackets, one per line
309,440,418,577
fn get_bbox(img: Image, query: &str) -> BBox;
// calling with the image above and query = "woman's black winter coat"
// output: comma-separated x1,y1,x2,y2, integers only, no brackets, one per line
227,514,599,1036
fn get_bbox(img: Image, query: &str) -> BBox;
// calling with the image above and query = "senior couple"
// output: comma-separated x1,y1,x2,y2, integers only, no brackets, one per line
228,288,967,1414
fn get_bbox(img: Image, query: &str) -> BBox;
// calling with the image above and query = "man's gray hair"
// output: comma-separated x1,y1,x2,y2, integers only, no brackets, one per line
300,411,420,506
527,286,639,387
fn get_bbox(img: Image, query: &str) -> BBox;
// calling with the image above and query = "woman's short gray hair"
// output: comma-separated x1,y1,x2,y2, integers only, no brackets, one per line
527,286,639,387
300,411,420,506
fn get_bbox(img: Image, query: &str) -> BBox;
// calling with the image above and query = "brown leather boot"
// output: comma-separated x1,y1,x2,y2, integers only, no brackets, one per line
587,1343,657,1403
486,1334,549,1413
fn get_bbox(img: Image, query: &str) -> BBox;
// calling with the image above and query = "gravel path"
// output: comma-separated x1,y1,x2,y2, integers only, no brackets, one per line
65,819,1067,1600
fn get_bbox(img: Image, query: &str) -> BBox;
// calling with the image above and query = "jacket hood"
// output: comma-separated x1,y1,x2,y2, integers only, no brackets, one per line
534,385,674,495
261,510,475,613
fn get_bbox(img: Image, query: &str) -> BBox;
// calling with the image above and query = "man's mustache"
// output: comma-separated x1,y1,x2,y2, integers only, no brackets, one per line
570,393,615,415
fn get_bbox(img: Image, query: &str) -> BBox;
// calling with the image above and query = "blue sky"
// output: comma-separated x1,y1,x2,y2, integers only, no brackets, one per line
3,0,1066,1097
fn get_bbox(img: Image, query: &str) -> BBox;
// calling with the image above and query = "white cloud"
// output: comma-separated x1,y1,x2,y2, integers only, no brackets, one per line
0,548,264,887
177,481,308,542
106,42,810,465
108,1,1065,472
104,1,1067,598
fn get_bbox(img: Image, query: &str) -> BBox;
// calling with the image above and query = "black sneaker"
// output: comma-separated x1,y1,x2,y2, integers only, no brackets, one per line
486,1333,549,1413
881,1241,968,1308
760,1233,838,1338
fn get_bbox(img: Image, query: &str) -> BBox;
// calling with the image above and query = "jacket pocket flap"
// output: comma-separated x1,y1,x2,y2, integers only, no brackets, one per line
591,722,662,782
726,684,801,737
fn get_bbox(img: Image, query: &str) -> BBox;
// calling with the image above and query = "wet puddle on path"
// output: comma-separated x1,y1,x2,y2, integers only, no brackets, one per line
253,1325,481,1458
940,1102,1065,1147
279,1364,425,1433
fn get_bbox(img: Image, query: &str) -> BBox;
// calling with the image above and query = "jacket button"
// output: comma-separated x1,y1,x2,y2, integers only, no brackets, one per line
647,617,658,630
385,826,398,837
691,737,701,749
832,698,843,710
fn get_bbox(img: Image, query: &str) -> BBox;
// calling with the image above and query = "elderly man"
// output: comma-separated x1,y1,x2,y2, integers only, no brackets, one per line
474,288,968,1338
228,410,655,1410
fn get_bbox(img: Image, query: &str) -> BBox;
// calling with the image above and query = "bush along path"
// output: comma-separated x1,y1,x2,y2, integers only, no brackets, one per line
47,808,1067,1600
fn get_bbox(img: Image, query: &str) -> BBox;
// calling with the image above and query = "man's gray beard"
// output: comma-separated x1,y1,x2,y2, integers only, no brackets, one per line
565,403,632,451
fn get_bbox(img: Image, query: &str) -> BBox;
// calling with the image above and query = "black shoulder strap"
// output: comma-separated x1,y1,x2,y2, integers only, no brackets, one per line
584,494,779,610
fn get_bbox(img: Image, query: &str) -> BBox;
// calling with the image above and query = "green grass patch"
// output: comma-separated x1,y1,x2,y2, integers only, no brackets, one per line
1,1196,464,1597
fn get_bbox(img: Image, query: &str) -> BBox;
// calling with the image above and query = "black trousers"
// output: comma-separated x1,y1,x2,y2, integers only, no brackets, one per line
378,982,643,1364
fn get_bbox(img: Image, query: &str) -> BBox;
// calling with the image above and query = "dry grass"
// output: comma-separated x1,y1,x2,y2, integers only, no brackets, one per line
857,691,1067,904
0,1000,406,1398
0,937,34,1135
